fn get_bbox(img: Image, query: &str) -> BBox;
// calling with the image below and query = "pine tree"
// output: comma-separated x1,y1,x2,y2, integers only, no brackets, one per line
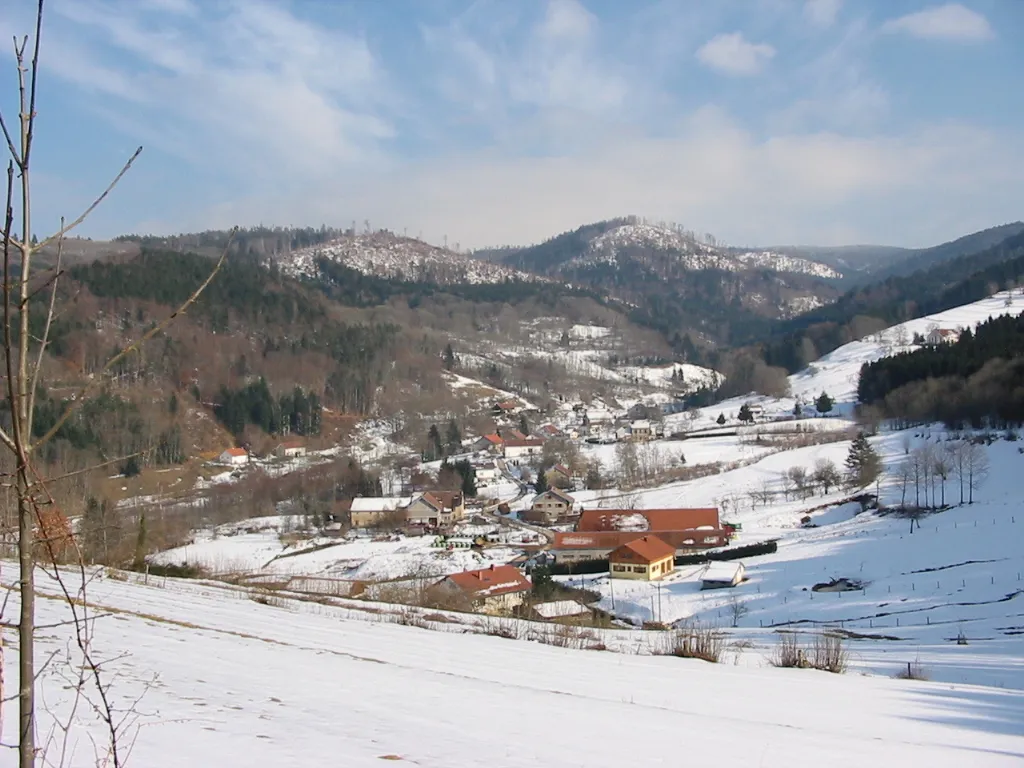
845,432,881,488
738,404,754,423
815,391,834,415
442,343,456,371
793,402,802,417
445,420,462,455
534,465,549,494
426,424,444,461
716,412,726,425
518,413,530,435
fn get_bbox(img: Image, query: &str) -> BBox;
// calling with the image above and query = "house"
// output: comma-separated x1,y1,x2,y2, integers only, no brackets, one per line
473,461,500,486
274,440,306,459
405,491,465,527
532,600,592,622
435,564,532,614
472,433,505,454
536,424,564,439
219,447,249,466
700,561,746,590
500,427,529,441
629,420,653,441
349,496,412,528
544,463,573,489
502,437,545,464
627,403,656,421
491,400,519,416
524,488,575,524
927,327,960,345
609,535,675,581
576,507,721,533
552,529,730,563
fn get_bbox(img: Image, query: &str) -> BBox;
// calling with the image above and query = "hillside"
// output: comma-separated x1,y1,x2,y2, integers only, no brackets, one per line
10,560,1024,767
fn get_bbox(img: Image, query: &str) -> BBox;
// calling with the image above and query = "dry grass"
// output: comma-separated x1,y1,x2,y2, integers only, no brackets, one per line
770,631,848,673
661,623,725,663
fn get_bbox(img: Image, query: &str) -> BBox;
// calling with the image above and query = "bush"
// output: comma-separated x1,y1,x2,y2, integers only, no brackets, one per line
811,632,848,673
675,540,778,566
894,660,928,681
769,633,806,668
139,562,207,579
663,623,725,663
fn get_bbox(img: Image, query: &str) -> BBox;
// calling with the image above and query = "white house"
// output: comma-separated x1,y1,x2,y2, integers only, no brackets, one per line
927,327,961,345
274,440,306,459
473,461,501,486
502,438,544,464
629,420,653,441
219,448,249,466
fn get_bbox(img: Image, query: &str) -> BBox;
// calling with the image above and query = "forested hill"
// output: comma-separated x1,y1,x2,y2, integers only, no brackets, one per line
755,229,1024,373
857,311,1024,428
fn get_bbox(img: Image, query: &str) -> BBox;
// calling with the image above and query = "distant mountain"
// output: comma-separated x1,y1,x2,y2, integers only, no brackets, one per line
280,231,538,286
484,217,840,281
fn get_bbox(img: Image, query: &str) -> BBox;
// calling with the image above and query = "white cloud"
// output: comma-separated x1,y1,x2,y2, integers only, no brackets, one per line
539,0,596,41
696,32,776,76
198,109,1024,250
804,0,842,28
881,3,994,42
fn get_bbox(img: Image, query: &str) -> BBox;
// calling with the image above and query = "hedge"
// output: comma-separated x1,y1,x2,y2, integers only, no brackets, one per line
548,539,778,576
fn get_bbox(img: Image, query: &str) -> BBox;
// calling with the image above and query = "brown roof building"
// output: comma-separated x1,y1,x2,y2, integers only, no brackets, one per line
609,535,676,581
437,564,532,614
576,507,720,533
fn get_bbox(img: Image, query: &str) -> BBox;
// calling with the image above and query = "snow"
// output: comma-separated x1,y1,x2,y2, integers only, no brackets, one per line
7,555,1024,767
533,599,590,618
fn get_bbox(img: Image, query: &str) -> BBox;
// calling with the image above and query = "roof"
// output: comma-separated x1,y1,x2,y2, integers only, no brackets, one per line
494,400,519,410
610,535,675,564
478,433,504,445
350,496,411,512
553,529,727,551
631,420,651,430
576,508,720,533
503,438,545,449
533,600,590,619
549,463,571,476
444,565,531,597
536,488,574,505
277,440,304,449
538,424,563,436
423,490,463,510
222,448,247,457
702,562,745,582
503,428,528,440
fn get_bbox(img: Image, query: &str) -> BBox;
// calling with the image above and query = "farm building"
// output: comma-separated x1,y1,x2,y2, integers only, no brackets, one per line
274,441,306,459
576,507,721,533
349,496,412,529
700,562,746,590
219,448,249,466
551,529,730,563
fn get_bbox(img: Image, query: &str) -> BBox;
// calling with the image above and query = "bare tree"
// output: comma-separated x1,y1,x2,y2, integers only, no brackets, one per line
728,595,748,628
0,5,230,764
811,458,841,495
964,442,990,504
949,440,969,505
895,460,913,509
933,447,952,508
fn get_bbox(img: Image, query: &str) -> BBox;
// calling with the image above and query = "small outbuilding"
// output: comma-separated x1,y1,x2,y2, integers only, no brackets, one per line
700,561,746,590
219,447,249,466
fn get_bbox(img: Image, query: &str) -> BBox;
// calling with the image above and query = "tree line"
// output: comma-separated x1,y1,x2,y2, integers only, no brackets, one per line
857,311,1024,428
214,378,322,438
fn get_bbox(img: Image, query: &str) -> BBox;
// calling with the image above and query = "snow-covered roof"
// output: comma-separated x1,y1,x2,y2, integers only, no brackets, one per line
350,496,411,512
702,562,745,582
533,600,590,619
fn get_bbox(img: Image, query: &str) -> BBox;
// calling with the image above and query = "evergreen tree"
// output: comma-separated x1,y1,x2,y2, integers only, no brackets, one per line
442,343,457,371
845,432,881,488
453,458,477,497
534,465,549,494
426,424,444,461
793,402,802,417
815,391,834,415
445,420,462,455
738,404,754,423
518,413,530,435
716,412,726,425
168,392,178,415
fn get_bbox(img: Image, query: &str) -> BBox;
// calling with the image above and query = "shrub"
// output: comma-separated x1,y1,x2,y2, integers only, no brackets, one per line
811,632,848,673
140,562,207,579
665,623,725,663
480,616,520,639
769,632,806,668
894,661,928,681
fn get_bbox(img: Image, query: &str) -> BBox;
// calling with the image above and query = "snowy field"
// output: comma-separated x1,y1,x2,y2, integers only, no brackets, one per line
5,560,1024,767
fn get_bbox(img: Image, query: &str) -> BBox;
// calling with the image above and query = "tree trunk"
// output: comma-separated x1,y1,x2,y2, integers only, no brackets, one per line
18,481,35,768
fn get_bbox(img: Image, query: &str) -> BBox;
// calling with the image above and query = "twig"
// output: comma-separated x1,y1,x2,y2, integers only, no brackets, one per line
33,148,142,252
27,219,62,438
32,227,236,452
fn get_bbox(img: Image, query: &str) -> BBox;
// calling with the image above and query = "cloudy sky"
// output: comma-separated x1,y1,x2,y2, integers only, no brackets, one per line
0,0,1021,249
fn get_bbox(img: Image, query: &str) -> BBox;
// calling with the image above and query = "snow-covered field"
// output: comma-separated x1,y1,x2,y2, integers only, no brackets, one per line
6,554,1024,767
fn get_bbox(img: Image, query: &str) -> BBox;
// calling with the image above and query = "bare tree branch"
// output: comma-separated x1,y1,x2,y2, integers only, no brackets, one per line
32,228,236,452
26,221,62,439
34,147,142,251
0,163,17,454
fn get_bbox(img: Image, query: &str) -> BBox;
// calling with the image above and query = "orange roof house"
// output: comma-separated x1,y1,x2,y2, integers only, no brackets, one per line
608,535,676,581
437,564,532,614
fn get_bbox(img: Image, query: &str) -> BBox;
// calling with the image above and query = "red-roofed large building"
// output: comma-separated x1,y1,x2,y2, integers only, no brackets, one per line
552,528,729,563
576,507,720,533
471,433,505,454
435,564,532,614
609,535,675,581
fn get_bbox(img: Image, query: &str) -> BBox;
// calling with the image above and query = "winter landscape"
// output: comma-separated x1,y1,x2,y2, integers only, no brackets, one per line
2,0,1024,766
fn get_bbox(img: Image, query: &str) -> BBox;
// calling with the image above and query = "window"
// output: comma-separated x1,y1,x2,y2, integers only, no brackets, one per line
703,536,718,544
633,566,646,573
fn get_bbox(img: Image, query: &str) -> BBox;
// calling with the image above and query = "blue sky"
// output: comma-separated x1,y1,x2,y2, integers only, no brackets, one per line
0,0,1021,249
